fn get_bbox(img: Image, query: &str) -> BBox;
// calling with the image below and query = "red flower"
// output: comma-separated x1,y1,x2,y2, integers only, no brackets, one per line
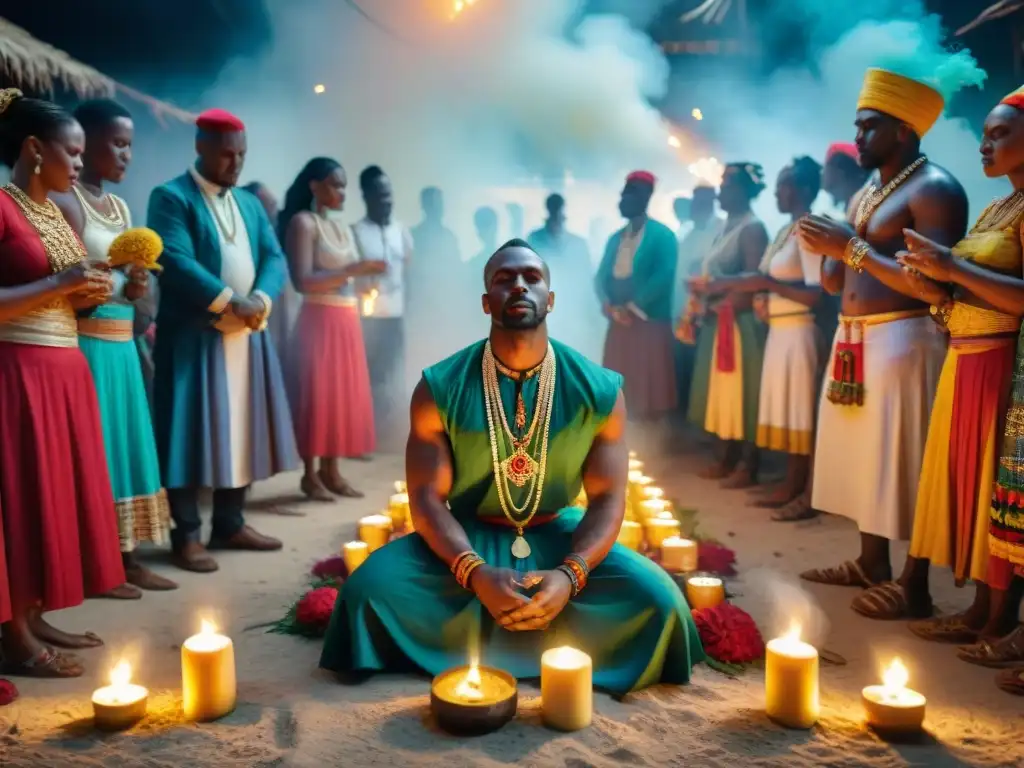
295,586,339,630
692,603,764,664
0,678,17,706
698,541,737,576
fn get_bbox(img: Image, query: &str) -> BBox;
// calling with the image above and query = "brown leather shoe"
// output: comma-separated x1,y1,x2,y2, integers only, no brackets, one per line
207,524,282,552
125,564,180,591
172,541,219,573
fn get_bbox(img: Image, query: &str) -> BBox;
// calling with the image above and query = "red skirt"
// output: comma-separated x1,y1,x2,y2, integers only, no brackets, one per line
603,319,678,419
288,302,376,459
0,342,125,614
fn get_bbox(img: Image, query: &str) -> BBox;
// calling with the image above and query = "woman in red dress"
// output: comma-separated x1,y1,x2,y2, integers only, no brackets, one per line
280,158,386,500
0,89,125,677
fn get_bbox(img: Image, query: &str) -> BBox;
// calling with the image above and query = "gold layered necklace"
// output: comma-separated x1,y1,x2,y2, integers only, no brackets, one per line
73,184,126,230
3,183,86,272
973,190,1024,233
482,341,557,559
855,156,927,234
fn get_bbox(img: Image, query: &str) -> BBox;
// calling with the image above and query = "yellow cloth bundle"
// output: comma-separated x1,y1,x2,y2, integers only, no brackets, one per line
857,68,945,138
107,227,164,272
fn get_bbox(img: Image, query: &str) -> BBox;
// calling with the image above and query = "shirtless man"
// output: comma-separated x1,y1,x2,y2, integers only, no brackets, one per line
797,67,969,588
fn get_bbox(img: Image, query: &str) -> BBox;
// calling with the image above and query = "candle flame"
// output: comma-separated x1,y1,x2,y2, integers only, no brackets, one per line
394,480,407,494
450,0,478,20
453,664,484,700
313,83,326,94
200,619,217,636
882,658,909,691
109,659,132,688
692,107,704,121
783,623,802,643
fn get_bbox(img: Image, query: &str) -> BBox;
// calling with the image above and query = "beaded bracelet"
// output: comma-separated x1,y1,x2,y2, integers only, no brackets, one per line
561,554,590,596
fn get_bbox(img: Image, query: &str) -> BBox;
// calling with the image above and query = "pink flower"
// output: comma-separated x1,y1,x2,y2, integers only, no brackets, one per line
311,555,348,582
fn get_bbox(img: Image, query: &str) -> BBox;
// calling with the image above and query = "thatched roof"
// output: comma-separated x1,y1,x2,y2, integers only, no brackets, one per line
0,16,196,125
957,1,1024,35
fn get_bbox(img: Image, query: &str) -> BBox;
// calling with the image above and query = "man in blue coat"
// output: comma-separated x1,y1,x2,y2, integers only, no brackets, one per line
147,109,298,573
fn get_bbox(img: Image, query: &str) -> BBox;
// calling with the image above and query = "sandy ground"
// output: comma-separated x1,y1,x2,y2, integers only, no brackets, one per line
3,439,1024,768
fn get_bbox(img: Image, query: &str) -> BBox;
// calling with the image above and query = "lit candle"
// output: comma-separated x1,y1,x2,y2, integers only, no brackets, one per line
628,473,653,509
358,514,393,552
430,662,518,735
541,646,592,731
92,660,148,731
661,536,698,572
644,516,681,553
342,540,369,574
685,575,725,610
642,486,665,503
765,624,819,729
628,458,644,473
639,498,669,521
861,658,926,733
388,492,410,530
182,620,237,722
617,520,643,551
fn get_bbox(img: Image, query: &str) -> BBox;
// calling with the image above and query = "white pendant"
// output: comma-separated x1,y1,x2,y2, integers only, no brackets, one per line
511,535,532,559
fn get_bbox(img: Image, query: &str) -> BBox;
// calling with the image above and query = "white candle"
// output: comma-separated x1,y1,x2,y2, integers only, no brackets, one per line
645,516,681,553
765,625,819,729
685,575,725,610
342,541,369,573
862,658,926,733
358,514,393,552
182,620,237,722
617,520,643,551
661,536,698,572
541,646,592,731
92,660,148,731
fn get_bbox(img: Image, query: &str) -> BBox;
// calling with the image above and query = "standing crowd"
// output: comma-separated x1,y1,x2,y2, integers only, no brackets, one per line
2,54,1024,697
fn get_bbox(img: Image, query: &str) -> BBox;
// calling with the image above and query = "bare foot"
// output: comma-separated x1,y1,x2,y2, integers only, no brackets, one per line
125,564,179,591
721,466,757,490
301,474,334,502
749,486,802,508
28,610,103,650
698,462,734,480
319,470,364,498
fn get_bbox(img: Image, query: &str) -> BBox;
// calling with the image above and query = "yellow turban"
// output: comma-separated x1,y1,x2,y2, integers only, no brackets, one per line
856,68,945,138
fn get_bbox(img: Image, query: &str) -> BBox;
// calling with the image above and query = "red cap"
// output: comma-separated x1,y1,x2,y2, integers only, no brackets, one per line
196,108,245,133
825,142,858,162
626,170,656,187
1001,91,1024,111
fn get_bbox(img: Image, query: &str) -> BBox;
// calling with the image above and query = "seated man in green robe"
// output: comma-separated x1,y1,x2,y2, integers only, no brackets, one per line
319,239,704,696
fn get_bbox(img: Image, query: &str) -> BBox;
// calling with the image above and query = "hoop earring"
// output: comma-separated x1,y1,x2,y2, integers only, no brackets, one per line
33,156,42,175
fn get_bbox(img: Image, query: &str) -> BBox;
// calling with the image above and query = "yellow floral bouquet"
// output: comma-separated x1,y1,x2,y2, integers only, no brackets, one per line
107,227,164,272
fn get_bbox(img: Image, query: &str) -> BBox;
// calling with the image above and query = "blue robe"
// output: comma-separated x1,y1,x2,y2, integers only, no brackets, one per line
147,172,299,490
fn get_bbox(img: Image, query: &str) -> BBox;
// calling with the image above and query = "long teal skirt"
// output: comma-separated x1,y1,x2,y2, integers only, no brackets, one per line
79,303,168,551
687,311,766,442
320,507,705,695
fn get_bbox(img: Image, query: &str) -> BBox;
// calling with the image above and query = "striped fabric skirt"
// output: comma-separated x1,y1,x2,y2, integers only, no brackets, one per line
79,303,169,550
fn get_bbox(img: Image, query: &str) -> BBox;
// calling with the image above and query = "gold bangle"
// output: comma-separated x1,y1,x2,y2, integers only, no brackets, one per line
843,237,870,273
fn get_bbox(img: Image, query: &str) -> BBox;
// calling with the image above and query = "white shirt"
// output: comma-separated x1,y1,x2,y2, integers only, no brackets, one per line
351,217,414,318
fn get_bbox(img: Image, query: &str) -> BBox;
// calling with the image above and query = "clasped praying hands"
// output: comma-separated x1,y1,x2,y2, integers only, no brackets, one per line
470,566,573,632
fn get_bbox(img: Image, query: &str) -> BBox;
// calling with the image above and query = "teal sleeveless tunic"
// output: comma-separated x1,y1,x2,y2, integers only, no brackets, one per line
320,340,704,694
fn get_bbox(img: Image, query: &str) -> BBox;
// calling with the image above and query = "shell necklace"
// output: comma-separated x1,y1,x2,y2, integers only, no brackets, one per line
482,341,556,559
